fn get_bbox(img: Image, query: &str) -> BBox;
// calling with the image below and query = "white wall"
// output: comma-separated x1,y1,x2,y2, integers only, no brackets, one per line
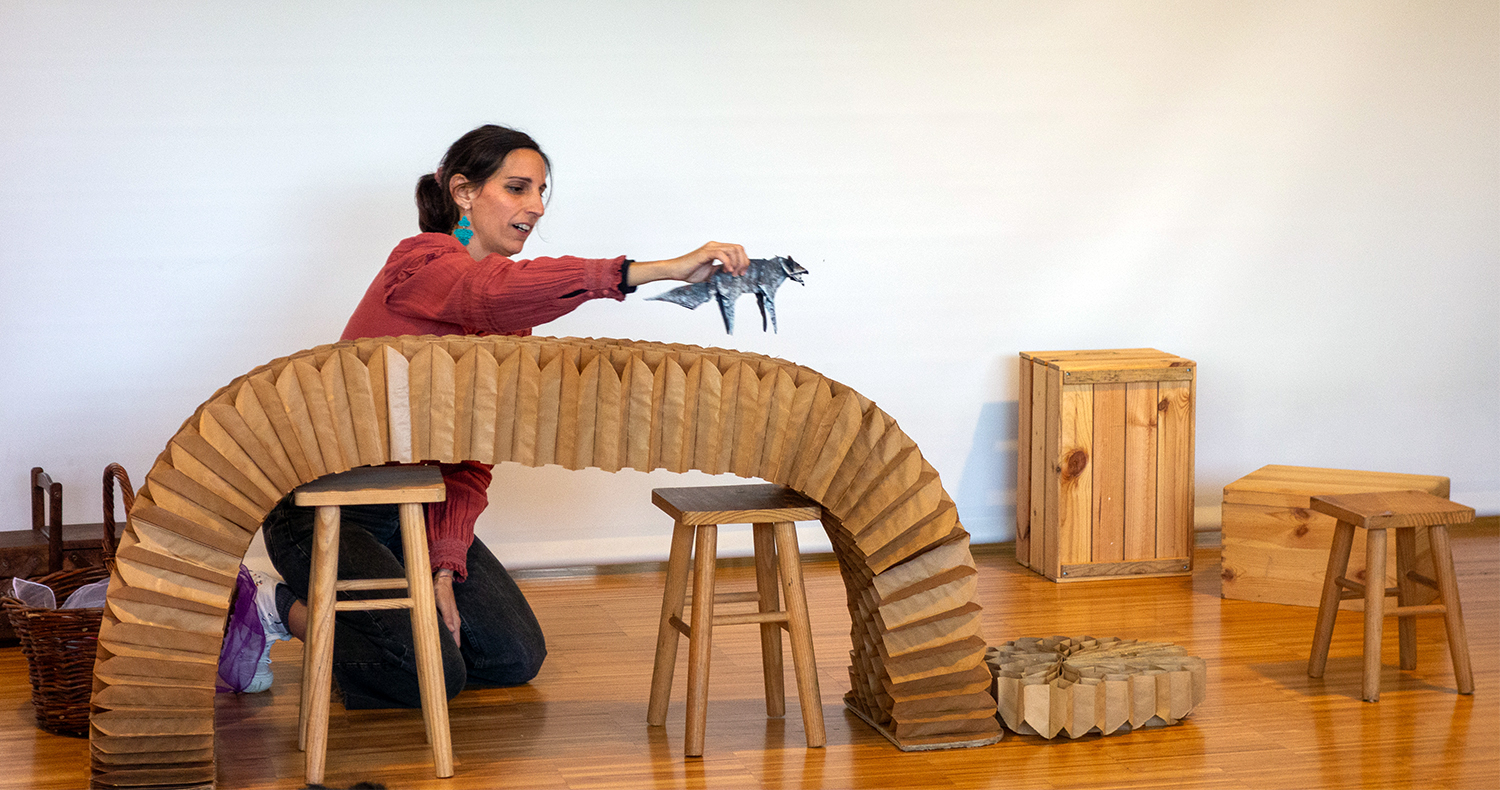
3,1,1496,569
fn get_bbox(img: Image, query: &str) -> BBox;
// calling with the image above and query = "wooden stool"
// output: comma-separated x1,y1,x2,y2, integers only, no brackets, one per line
647,484,826,757
293,465,453,783
1307,490,1475,702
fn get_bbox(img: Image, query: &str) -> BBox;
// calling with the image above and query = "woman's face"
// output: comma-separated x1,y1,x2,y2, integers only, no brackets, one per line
458,148,548,259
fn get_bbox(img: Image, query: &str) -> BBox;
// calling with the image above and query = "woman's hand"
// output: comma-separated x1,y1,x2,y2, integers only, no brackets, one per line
627,241,750,287
434,569,461,648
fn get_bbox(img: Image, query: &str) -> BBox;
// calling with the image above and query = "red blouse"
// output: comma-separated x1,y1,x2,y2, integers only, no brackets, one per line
341,232,628,579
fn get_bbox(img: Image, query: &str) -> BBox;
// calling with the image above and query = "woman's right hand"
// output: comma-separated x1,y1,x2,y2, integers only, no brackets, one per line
626,241,750,287
434,569,461,648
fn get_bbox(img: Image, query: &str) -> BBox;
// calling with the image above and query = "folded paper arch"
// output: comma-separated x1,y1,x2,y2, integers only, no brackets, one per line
89,335,998,788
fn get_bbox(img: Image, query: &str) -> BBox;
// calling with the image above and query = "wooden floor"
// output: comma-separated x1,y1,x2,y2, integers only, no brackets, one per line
2,526,1495,790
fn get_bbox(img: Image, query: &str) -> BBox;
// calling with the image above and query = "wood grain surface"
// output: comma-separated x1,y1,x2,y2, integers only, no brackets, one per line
15,529,1497,789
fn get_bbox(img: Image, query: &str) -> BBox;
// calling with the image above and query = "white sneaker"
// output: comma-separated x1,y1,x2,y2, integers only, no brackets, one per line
243,570,292,693
251,569,293,642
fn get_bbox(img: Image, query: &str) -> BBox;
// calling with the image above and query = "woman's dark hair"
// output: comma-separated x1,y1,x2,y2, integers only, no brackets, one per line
415,124,550,233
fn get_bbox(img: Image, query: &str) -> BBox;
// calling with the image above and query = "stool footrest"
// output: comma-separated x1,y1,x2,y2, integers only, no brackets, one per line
711,591,764,604
335,598,414,612
684,590,764,606
1335,577,1401,598
1389,604,1447,617
336,578,409,592
714,611,791,627
667,610,793,639
1406,571,1439,590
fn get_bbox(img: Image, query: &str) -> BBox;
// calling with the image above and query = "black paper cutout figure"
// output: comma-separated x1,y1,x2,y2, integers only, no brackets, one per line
648,256,807,334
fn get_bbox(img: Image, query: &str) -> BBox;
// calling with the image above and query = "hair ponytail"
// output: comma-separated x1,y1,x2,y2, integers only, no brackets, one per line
414,125,550,234
415,172,457,234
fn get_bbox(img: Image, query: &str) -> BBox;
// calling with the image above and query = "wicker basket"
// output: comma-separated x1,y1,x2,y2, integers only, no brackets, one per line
1,463,131,737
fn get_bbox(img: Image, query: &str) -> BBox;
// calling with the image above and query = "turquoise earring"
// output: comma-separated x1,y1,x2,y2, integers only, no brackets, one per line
453,215,474,245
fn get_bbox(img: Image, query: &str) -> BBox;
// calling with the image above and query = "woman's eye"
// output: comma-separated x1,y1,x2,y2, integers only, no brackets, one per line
506,184,525,194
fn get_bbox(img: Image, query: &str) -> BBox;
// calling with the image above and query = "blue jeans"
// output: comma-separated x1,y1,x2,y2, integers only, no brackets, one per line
260,496,547,709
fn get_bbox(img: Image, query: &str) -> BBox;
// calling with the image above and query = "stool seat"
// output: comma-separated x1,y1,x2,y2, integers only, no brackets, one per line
647,484,825,757
1307,489,1474,702
651,484,823,525
1309,490,1474,531
294,465,447,507
292,465,453,783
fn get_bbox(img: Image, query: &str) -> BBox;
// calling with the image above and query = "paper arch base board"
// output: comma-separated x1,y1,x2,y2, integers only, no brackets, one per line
90,334,1001,788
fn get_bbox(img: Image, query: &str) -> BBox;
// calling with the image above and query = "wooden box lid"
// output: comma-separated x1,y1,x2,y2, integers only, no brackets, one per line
1020,349,1194,384
1223,464,1449,509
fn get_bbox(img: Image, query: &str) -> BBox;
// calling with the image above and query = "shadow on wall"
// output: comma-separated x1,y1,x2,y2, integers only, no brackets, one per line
956,400,1018,545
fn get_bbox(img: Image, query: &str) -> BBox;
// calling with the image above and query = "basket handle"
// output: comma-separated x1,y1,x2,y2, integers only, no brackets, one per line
101,463,134,563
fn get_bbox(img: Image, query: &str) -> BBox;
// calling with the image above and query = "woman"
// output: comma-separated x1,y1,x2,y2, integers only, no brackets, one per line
242,124,749,708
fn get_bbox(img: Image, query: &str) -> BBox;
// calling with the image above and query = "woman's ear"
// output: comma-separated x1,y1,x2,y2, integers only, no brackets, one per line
448,174,478,211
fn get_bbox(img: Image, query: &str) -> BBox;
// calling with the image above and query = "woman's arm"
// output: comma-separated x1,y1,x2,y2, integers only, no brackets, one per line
626,241,750,286
377,236,748,335
426,462,491,649
369,234,629,336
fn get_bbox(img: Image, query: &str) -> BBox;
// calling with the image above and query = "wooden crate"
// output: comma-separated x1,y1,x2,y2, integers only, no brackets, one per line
1016,349,1196,581
1221,465,1447,610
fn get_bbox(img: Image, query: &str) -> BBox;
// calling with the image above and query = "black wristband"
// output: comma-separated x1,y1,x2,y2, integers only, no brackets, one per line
619,258,637,295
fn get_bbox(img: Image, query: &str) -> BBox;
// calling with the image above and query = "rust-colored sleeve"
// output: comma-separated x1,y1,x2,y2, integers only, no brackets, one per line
381,234,627,335
425,462,493,581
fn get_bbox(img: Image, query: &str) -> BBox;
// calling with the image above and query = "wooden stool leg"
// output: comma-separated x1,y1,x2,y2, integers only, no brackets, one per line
753,522,786,718
1393,527,1419,671
1362,528,1387,702
684,525,717,758
399,502,454,778
300,506,327,752
1428,524,1474,694
304,505,342,784
773,521,825,748
1309,521,1356,678
648,521,696,726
